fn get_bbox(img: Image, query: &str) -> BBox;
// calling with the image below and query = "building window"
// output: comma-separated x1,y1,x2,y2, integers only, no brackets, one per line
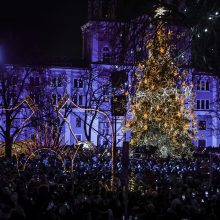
197,100,200,109
198,139,206,147
196,100,210,110
78,95,83,106
52,77,62,87
75,134,82,142
99,122,109,135
57,77,62,87
72,95,83,106
102,46,110,63
74,79,78,88
206,81,209,90
79,79,83,88
206,100,209,109
57,94,61,103
76,118,81,128
30,94,40,104
51,94,61,105
74,79,83,88
52,78,56,87
196,80,210,91
30,76,40,86
196,80,200,90
35,94,39,104
72,95,77,106
201,100,205,109
103,95,109,102
198,121,206,130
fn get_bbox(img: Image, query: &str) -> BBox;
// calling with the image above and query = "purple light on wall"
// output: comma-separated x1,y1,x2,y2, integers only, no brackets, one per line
0,46,3,63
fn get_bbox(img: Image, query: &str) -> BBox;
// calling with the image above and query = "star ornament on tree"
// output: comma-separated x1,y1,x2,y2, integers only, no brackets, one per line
154,7,168,18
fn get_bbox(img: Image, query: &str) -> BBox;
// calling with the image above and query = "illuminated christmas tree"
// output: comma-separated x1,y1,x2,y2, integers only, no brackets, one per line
127,23,197,158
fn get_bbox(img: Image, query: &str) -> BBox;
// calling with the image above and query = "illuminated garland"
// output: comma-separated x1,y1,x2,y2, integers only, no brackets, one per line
56,94,116,190
15,124,68,172
126,24,197,158
0,96,38,157
128,172,136,192
14,96,38,143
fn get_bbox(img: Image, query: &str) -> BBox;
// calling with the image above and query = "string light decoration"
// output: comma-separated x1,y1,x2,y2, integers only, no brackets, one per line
13,96,38,143
0,95,38,112
182,2,220,72
126,23,197,158
55,95,116,191
12,125,96,173
128,172,136,192
15,124,68,172
0,96,38,157
154,6,169,18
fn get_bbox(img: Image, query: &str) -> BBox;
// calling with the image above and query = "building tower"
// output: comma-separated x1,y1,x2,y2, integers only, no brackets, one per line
82,0,117,63
88,0,117,21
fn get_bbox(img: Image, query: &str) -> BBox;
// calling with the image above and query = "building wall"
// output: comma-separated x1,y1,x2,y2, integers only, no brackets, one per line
1,2,220,149
193,73,220,147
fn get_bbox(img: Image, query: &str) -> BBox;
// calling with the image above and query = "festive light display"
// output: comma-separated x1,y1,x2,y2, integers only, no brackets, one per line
181,2,220,72
154,7,169,18
13,124,96,173
0,96,38,157
15,124,67,172
0,96,37,112
126,23,197,158
14,96,38,143
56,94,116,190
128,172,136,192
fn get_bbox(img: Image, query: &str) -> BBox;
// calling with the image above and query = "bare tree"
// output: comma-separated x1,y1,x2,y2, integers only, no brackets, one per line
28,68,74,145
71,65,112,145
0,65,37,159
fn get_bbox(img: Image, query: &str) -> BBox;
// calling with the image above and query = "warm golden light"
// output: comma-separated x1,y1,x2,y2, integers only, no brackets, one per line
126,23,197,158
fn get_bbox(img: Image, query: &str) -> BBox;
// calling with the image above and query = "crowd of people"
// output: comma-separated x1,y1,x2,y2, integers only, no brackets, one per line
1,147,220,220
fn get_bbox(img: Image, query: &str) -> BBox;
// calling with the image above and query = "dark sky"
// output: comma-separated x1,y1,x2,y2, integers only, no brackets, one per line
0,0,88,64
1,0,219,71
0,0,160,65
0,0,147,65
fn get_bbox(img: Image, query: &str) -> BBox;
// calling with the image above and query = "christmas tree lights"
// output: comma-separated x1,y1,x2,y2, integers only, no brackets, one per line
127,23,197,158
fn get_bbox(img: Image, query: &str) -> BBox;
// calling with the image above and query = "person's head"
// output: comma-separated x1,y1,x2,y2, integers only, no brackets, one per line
9,208,25,220
10,192,18,205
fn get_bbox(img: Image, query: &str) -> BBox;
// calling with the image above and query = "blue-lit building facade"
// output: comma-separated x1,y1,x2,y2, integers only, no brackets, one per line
0,0,220,148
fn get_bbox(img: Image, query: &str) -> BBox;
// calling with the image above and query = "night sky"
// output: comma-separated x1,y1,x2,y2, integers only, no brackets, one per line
0,0,88,64
0,0,219,72
0,0,149,65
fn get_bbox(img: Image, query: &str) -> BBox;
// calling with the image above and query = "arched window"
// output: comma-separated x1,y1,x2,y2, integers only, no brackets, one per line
102,46,111,63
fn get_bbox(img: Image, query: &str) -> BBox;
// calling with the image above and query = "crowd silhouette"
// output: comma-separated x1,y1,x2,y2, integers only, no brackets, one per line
0,147,220,220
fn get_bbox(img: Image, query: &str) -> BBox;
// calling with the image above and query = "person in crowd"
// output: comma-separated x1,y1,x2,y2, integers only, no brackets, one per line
0,146,220,220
